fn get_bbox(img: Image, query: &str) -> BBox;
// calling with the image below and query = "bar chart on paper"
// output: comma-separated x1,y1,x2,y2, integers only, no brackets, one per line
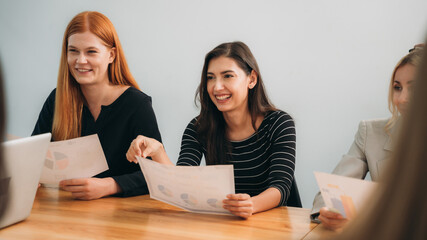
321,184,357,219
314,172,377,219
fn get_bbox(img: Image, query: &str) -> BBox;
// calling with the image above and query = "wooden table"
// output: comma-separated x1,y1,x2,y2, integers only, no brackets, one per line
303,224,338,240
0,187,327,239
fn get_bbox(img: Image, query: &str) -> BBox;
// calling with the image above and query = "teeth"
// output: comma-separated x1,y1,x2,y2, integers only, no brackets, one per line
216,95,231,100
77,69,91,72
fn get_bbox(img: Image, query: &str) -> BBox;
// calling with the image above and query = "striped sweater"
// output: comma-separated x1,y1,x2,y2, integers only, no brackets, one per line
177,110,296,206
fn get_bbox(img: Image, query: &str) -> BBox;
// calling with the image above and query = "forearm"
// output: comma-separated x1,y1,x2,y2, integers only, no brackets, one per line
104,177,122,195
152,145,174,165
251,187,282,214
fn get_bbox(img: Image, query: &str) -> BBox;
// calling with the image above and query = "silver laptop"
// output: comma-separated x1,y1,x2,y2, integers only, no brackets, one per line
0,133,51,228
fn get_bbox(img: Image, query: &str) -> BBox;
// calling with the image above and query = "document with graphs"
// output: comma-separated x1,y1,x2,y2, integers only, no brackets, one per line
138,157,235,215
40,134,109,184
314,172,378,219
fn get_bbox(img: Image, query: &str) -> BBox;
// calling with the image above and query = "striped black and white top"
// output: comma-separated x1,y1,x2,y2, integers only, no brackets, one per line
177,110,296,206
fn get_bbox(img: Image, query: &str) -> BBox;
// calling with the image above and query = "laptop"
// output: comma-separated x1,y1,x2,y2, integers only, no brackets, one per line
0,133,51,229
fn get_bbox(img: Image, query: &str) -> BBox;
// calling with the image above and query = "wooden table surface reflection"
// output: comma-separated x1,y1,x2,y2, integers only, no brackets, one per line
0,187,325,239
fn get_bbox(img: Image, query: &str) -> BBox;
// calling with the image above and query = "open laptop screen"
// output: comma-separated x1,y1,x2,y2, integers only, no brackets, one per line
0,133,51,229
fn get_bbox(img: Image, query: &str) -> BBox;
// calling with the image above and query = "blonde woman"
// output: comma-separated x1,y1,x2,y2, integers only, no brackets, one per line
32,11,162,200
311,46,423,230
334,41,427,240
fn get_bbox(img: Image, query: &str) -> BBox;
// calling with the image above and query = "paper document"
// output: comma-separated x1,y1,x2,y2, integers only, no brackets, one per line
314,172,378,219
40,134,109,184
137,157,235,215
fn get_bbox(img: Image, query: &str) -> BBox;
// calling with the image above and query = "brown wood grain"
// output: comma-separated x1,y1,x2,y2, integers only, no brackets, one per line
303,223,339,240
0,187,319,239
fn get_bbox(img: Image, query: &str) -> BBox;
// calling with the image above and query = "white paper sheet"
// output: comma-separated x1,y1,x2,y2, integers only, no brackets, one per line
40,134,109,184
137,156,235,215
314,171,378,219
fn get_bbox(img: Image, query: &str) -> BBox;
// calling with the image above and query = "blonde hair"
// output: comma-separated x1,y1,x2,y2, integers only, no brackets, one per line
334,44,427,239
385,48,423,134
52,11,139,140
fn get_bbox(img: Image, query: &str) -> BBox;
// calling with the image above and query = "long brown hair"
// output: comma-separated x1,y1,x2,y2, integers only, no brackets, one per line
52,11,139,140
335,44,427,239
195,41,276,165
385,48,423,135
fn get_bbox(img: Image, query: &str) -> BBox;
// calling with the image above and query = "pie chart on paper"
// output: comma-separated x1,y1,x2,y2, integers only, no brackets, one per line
45,150,70,170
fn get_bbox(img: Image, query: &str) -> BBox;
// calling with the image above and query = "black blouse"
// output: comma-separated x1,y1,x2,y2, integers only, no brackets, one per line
32,87,162,197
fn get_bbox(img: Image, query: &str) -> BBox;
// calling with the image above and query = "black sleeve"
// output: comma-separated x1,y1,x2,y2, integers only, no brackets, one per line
267,112,296,206
32,89,56,136
176,118,203,166
111,94,162,197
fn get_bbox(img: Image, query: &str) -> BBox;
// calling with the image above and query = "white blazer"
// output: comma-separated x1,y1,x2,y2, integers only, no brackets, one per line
311,118,399,218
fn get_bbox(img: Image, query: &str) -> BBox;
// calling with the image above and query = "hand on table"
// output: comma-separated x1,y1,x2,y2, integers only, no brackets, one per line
59,177,120,200
223,193,254,219
318,207,348,231
126,135,164,163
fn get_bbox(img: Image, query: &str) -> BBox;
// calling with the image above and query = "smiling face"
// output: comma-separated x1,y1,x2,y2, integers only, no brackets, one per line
206,56,257,114
392,64,416,115
67,31,115,87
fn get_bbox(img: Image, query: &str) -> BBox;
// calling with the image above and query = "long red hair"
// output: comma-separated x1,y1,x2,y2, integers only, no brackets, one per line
53,11,139,140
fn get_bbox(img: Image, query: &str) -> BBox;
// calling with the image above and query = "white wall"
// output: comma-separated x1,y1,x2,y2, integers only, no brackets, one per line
1,0,426,208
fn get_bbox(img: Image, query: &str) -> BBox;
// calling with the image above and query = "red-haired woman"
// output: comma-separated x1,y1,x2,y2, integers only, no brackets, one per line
33,11,162,200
